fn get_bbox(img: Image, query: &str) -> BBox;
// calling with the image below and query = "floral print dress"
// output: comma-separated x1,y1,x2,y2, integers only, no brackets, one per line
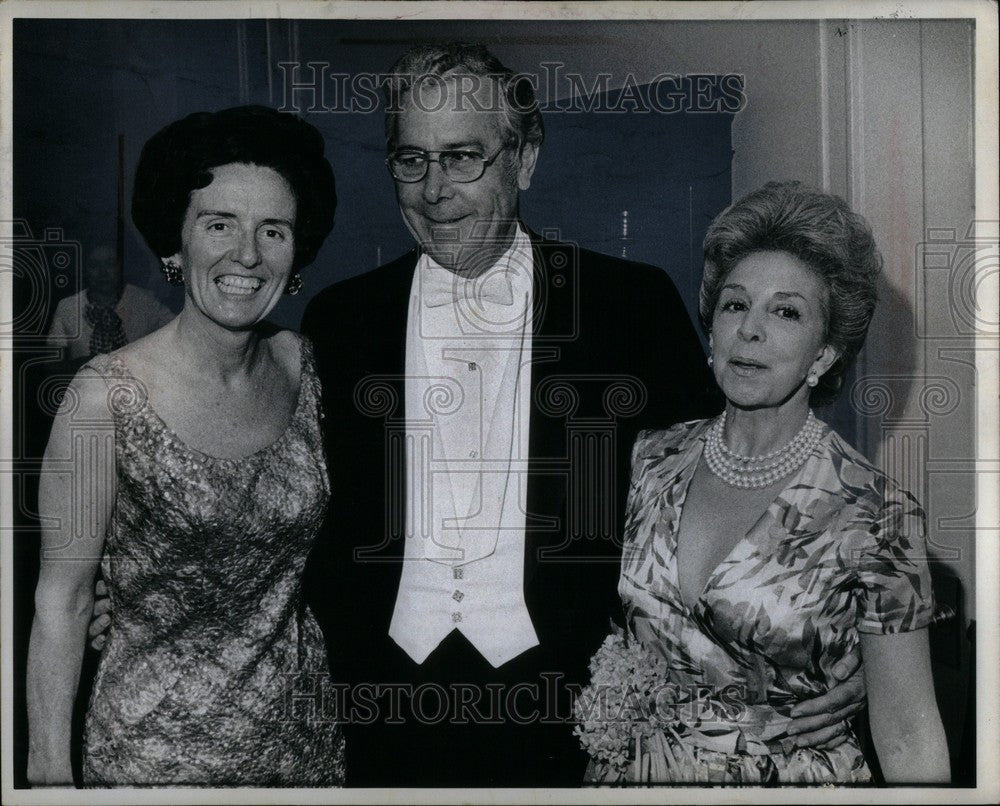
616,417,939,783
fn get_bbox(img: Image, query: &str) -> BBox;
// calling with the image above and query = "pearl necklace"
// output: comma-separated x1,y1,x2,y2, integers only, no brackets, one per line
704,410,823,489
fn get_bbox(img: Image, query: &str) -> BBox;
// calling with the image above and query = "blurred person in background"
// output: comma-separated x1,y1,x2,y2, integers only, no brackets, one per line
46,242,173,360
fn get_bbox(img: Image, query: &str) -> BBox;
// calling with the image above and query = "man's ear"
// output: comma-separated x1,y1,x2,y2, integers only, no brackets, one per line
516,142,539,191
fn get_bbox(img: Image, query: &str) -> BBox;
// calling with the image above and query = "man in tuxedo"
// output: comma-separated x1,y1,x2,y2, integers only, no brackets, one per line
300,42,863,787
301,43,715,786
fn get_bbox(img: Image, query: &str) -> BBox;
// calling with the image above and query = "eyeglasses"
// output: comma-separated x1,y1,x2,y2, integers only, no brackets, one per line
386,144,509,183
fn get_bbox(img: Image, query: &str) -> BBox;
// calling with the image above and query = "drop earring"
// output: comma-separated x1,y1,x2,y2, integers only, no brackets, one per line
160,260,183,286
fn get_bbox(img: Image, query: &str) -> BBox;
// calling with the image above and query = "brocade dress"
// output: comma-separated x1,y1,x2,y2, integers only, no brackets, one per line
81,336,344,786
615,418,939,783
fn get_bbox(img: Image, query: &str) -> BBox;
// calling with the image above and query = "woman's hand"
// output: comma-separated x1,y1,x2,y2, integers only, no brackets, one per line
784,659,866,749
89,578,112,651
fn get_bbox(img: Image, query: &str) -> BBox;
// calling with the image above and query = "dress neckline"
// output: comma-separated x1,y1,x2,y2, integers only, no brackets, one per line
103,335,310,465
667,418,831,614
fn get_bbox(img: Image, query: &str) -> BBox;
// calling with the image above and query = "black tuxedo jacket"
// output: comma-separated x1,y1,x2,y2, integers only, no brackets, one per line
301,231,718,786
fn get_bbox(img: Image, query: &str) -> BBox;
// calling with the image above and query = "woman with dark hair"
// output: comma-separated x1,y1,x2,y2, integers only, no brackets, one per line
27,106,343,786
587,181,949,783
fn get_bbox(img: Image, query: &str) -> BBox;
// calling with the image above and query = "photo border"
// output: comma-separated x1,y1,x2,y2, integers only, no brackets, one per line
2,2,996,804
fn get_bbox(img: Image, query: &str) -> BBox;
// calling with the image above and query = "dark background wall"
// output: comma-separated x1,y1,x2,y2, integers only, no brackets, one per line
13,18,735,332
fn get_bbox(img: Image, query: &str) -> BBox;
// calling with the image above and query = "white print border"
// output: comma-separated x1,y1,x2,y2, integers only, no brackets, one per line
1,3,997,806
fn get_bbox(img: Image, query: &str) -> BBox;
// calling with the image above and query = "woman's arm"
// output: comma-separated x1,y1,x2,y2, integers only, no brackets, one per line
860,628,951,784
26,369,115,786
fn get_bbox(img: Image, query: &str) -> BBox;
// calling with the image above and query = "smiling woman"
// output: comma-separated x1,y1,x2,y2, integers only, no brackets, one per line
26,106,342,787
173,162,298,331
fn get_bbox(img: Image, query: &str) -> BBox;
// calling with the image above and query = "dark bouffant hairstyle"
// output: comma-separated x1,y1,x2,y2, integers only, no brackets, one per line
132,105,336,271
383,42,544,152
700,180,883,405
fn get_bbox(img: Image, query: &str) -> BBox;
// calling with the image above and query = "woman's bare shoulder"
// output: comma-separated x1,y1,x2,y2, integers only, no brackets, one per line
106,320,174,374
262,327,303,379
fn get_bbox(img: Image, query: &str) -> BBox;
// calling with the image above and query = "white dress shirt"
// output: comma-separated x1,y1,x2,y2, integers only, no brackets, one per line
388,226,540,668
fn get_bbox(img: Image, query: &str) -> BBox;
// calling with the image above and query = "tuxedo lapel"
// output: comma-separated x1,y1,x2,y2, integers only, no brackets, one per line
384,254,417,563
369,252,416,377
349,251,417,565
300,251,418,670
524,232,578,583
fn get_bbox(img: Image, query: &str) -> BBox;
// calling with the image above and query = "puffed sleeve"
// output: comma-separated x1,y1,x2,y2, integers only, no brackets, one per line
849,480,938,635
621,429,654,539
620,422,703,572
619,429,661,599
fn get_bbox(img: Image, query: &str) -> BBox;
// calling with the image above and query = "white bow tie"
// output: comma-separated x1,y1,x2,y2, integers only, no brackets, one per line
422,268,515,308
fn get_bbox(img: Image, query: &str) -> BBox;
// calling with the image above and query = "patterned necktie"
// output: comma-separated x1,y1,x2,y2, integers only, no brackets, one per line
85,301,128,356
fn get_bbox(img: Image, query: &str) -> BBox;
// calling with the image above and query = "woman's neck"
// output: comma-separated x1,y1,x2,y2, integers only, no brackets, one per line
170,306,265,384
723,396,813,457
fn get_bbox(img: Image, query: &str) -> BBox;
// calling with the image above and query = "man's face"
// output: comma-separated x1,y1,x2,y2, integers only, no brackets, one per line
392,75,538,276
84,245,121,297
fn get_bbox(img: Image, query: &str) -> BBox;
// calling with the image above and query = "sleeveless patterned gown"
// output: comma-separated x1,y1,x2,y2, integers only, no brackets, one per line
81,337,344,786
